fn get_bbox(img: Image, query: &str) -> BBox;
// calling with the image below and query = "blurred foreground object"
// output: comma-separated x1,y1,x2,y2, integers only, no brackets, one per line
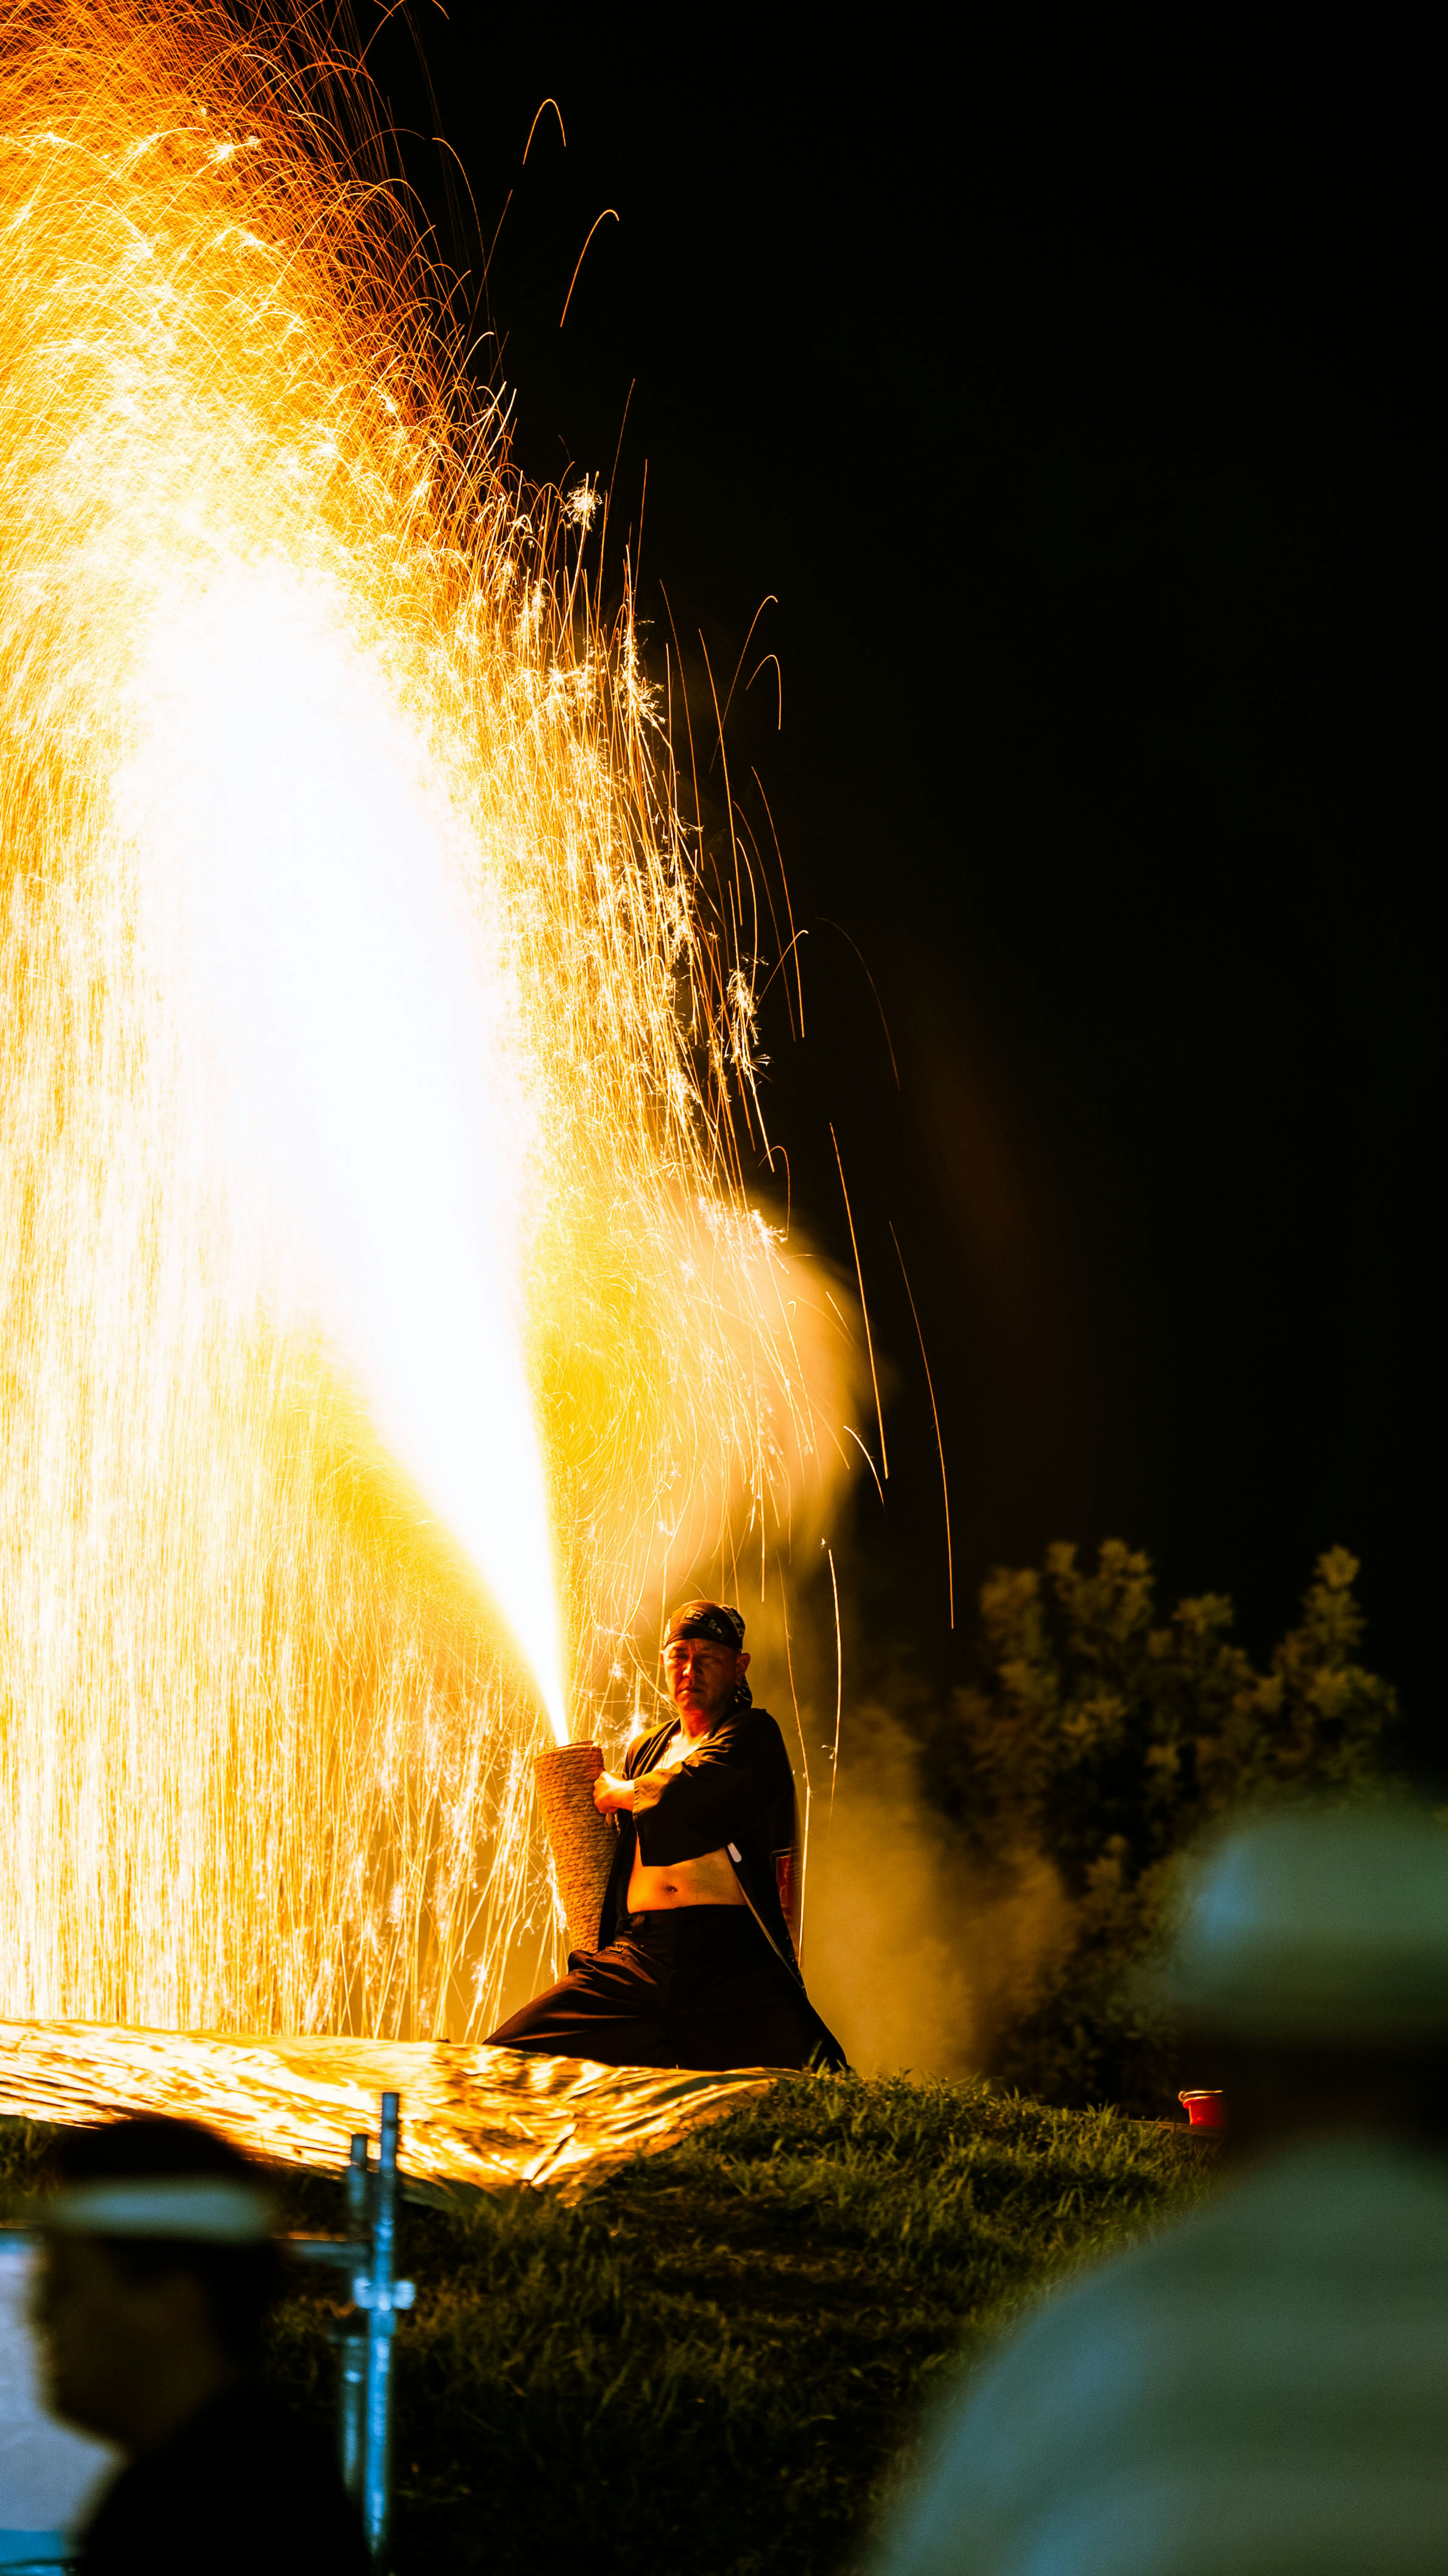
34,2117,367,2575
1155,1805,1448,2042
872,1804,1448,2576
0,2237,115,2565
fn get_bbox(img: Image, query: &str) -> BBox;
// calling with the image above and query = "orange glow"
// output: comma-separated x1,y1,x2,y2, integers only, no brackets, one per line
0,3,861,2036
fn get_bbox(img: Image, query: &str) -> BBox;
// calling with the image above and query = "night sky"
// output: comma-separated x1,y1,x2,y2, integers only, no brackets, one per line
365,13,1437,1762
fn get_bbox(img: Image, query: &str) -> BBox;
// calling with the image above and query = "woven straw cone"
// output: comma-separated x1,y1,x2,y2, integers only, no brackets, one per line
534,1744,617,1956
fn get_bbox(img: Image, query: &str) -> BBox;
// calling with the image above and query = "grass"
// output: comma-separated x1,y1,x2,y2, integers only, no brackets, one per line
3,2077,1211,2573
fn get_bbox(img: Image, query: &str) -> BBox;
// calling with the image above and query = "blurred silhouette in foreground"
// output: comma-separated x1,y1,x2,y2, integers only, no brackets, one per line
33,2116,368,2575
873,1804,1448,2576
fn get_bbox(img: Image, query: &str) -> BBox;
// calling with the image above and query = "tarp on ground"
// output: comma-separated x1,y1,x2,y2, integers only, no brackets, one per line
0,2021,774,2200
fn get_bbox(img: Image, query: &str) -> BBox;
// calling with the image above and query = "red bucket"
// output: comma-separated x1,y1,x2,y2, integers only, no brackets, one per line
1178,2089,1226,2129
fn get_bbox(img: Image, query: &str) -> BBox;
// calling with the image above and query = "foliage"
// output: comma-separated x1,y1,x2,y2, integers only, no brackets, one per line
3,2075,1206,2574
918,1542,1400,2109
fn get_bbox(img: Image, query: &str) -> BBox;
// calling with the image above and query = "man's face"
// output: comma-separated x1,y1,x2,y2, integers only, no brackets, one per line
662,1636,748,1727
32,2232,199,2446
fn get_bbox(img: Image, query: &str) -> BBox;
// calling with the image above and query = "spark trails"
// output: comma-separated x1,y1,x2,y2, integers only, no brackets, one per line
0,2,859,2039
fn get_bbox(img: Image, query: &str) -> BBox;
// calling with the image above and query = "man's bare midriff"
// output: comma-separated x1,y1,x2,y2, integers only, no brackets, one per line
627,1844,747,1911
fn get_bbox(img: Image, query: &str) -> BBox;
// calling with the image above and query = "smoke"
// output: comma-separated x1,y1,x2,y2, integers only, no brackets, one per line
796,1695,1074,2082
560,1215,871,1722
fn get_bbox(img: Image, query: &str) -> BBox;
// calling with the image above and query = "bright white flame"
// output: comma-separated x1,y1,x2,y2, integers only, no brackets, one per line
120,562,567,1741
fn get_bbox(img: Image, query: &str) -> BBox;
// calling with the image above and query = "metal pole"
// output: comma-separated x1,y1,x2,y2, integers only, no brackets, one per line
361,2090,402,2569
270,2120,412,2562
336,2132,370,2502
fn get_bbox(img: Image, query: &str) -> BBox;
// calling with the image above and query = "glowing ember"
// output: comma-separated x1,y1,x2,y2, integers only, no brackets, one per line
0,5,858,2039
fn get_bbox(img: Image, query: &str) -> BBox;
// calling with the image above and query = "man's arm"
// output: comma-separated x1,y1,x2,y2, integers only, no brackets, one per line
592,1723,676,1815
593,1716,788,1842
594,1758,695,1816
630,1713,791,1863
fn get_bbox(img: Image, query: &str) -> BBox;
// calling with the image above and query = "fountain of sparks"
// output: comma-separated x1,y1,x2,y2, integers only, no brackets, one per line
0,2,860,2049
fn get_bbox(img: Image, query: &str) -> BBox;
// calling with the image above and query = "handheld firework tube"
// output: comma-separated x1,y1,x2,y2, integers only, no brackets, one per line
534,1744,617,1959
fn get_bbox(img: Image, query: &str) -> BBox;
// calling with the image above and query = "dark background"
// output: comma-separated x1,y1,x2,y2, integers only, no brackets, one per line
362,8,1437,1758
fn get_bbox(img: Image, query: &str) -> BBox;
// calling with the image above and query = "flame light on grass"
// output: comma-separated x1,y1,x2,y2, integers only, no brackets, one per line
0,3,861,2039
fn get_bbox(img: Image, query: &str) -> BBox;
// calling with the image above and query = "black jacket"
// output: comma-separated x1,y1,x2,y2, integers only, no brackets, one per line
598,1701,802,1976
79,2382,369,2574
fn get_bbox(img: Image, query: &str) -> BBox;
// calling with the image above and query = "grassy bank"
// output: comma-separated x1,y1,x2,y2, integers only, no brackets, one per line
4,2077,1209,2572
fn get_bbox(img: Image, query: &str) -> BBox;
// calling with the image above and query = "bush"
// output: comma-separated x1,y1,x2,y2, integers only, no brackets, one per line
915,1543,1399,2109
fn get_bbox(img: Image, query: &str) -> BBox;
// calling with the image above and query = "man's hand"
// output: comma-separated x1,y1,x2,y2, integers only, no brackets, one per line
592,1771,635,1815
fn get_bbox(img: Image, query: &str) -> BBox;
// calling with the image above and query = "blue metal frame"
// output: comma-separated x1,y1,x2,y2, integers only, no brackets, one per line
333,2132,371,2501
298,2089,414,2569
354,2092,412,2565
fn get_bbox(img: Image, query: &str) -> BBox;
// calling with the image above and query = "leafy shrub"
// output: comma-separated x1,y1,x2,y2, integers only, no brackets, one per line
916,1543,1399,2109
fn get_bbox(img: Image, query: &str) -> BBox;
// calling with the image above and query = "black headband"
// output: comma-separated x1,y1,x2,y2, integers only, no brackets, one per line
664,1601,745,1652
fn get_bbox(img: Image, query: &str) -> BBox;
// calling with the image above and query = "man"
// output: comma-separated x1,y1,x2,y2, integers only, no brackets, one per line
489,1598,845,2070
871,1803,1448,2576
33,2115,369,2574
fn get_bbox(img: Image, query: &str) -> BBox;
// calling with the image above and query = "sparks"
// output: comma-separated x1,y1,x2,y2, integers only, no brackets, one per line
0,1,862,2040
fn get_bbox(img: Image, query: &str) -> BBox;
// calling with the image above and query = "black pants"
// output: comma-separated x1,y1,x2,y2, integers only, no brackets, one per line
488,1907,841,2071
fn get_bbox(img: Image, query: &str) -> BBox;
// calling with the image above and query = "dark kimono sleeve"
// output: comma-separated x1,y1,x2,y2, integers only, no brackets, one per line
630,1711,792,1867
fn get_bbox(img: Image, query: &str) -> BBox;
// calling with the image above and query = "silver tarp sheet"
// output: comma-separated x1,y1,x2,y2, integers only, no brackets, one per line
0,2021,774,2199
